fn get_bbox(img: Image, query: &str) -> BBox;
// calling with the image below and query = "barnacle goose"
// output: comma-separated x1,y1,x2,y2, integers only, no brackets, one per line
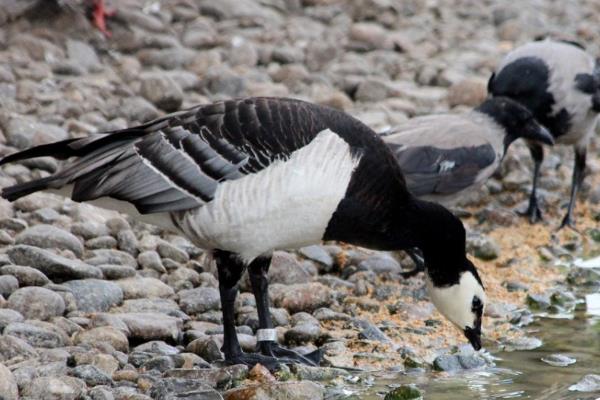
0,97,486,367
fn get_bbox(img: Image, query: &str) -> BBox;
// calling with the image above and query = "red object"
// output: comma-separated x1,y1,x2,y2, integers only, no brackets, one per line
92,0,115,37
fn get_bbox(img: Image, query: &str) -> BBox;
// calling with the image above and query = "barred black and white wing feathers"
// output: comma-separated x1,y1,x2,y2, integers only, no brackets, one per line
0,98,349,215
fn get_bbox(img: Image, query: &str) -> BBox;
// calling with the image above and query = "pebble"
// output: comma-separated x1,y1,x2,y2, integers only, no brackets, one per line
21,376,86,400
62,279,124,312
178,287,221,314
502,336,543,351
140,74,184,112
4,321,70,348
138,251,166,273
298,246,334,269
269,282,332,313
0,275,18,297
1,264,51,286
97,264,137,280
541,354,576,367
113,312,182,342
7,287,65,320
224,381,324,400
71,364,113,387
0,334,37,361
467,233,501,261
116,277,175,299
268,252,315,285
0,363,18,400
150,378,223,400
74,326,130,353
16,224,84,257
569,374,600,392
7,245,102,281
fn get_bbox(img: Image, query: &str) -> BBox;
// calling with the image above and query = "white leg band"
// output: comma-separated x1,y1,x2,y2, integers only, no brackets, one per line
256,328,277,342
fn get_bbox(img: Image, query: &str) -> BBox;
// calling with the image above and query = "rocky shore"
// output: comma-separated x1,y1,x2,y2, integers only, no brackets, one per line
0,0,599,399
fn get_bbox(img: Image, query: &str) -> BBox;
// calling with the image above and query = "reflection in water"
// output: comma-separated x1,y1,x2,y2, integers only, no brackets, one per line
351,311,600,400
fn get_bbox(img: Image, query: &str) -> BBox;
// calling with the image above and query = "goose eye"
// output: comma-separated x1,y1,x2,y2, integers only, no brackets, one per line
471,296,483,312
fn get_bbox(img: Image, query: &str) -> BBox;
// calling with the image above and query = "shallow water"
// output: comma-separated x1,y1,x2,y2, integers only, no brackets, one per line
333,296,600,399
348,314,600,399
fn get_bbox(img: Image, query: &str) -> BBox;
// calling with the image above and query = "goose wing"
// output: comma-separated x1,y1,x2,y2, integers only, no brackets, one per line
0,97,327,214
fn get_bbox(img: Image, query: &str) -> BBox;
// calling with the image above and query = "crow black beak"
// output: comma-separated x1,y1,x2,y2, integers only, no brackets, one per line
464,327,482,351
524,123,554,146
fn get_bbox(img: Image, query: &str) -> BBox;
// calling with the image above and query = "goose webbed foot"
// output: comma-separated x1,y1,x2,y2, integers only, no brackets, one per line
400,248,425,278
225,351,294,371
558,213,579,232
257,340,322,366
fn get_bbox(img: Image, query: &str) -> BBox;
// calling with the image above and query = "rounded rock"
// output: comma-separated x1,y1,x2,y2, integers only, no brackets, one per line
7,287,65,320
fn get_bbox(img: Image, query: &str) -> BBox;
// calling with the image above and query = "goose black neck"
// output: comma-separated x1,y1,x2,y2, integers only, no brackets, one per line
403,197,472,286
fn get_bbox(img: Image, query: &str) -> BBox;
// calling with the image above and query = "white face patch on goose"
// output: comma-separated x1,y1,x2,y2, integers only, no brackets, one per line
427,271,486,332
173,129,361,263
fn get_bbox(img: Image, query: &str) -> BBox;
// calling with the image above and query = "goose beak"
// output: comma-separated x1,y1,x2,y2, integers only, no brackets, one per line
464,326,482,351
523,122,554,146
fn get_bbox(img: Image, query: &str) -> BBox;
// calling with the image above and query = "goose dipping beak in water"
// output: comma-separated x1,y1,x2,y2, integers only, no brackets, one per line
0,97,487,366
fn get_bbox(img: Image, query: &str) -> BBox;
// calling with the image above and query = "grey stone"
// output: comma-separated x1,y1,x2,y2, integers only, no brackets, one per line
502,336,543,351
433,352,487,371
285,323,321,344
74,326,129,353
71,364,112,387
1,264,51,286
202,66,246,97
115,298,182,315
86,236,118,249
298,246,333,268
467,233,501,261
4,321,69,348
86,249,137,268
71,222,109,240
0,309,24,330
7,287,65,320
0,334,37,361
134,341,180,355
268,252,314,285
138,251,166,273
140,74,184,112
569,374,600,392
114,312,182,341
270,282,332,313
0,275,18,297
351,318,393,344
541,354,576,367
116,277,175,299
66,39,101,72
1,114,69,150
117,230,139,256
7,245,102,281
526,293,552,310
0,363,18,400
179,287,220,314
62,279,123,312
16,224,84,257
223,381,324,400
88,386,115,400
97,264,137,280
291,364,348,381
150,378,223,400
157,241,190,263
118,96,160,123
359,254,402,274
22,376,86,400
186,337,223,362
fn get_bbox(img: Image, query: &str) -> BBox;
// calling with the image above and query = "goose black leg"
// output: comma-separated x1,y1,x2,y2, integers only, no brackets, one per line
559,145,586,230
214,250,289,370
248,256,322,366
400,248,425,278
519,144,544,223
